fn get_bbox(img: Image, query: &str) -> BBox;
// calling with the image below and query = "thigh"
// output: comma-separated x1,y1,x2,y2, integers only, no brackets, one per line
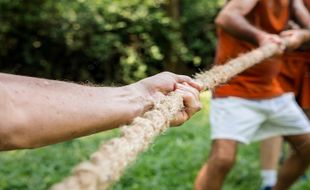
257,96,310,144
269,95,309,129
210,139,239,156
285,133,310,157
210,97,266,144
209,139,239,163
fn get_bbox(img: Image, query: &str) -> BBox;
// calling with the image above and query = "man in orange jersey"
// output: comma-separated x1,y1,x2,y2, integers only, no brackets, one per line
194,0,310,190
259,0,310,189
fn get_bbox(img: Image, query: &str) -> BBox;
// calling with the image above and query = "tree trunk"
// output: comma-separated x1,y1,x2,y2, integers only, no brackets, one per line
164,0,183,73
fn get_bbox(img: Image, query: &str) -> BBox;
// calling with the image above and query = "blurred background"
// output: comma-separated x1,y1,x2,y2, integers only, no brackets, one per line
1,1,309,190
0,0,222,85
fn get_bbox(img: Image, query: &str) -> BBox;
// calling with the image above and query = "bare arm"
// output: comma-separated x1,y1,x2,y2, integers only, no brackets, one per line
280,29,310,49
285,0,310,48
293,0,310,30
215,0,264,44
215,0,284,50
0,72,202,150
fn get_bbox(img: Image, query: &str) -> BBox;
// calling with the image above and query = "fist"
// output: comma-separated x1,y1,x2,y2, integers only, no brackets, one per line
280,29,310,50
257,33,285,54
136,72,203,126
170,82,202,126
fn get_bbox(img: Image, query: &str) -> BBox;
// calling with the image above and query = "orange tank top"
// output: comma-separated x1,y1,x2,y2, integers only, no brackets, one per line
305,0,310,10
303,0,310,51
298,0,310,51
214,0,290,99
298,0,310,52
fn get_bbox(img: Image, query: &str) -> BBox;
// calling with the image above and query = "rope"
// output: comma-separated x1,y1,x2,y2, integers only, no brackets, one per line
50,41,289,190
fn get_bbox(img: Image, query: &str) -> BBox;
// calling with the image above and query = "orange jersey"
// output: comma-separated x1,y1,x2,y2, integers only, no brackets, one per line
277,0,310,109
214,0,290,99
305,0,310,10
278,52,310,109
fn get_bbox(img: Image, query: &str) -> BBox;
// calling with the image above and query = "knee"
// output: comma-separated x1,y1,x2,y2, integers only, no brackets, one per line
209,151,236,172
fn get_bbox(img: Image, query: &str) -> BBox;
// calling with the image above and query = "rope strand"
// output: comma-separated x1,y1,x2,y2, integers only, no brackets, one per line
50,41,291,190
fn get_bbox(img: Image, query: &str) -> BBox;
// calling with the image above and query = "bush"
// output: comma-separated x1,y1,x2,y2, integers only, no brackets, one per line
0,0,221,84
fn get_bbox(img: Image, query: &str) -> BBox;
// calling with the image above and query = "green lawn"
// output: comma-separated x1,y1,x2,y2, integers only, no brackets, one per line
0,93,309,190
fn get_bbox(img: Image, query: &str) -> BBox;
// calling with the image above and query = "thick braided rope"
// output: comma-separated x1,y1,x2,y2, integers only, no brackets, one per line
50,43,280,190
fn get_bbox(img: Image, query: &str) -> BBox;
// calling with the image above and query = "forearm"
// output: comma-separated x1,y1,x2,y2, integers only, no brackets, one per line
296,29,310,48
301,29,310,47
293,0,310,29
215,12,265,45
302,30,310,40
0,73,152,150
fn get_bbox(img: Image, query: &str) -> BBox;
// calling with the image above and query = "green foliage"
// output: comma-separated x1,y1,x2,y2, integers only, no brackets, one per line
0,0,221,84
181,0,220,66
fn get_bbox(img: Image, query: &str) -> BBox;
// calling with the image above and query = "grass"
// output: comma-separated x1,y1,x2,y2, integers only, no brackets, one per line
0,92,309,190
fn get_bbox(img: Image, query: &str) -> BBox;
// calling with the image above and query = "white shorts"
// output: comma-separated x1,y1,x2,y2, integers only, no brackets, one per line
210,93,310,144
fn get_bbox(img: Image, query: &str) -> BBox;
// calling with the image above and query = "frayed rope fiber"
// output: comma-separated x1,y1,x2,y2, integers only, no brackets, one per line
50,40,293,190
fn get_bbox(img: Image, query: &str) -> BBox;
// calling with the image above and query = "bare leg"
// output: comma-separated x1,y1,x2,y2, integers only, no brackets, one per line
260,137,282,188
260,137,283,170
194,139,238,190
273,133,310,190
